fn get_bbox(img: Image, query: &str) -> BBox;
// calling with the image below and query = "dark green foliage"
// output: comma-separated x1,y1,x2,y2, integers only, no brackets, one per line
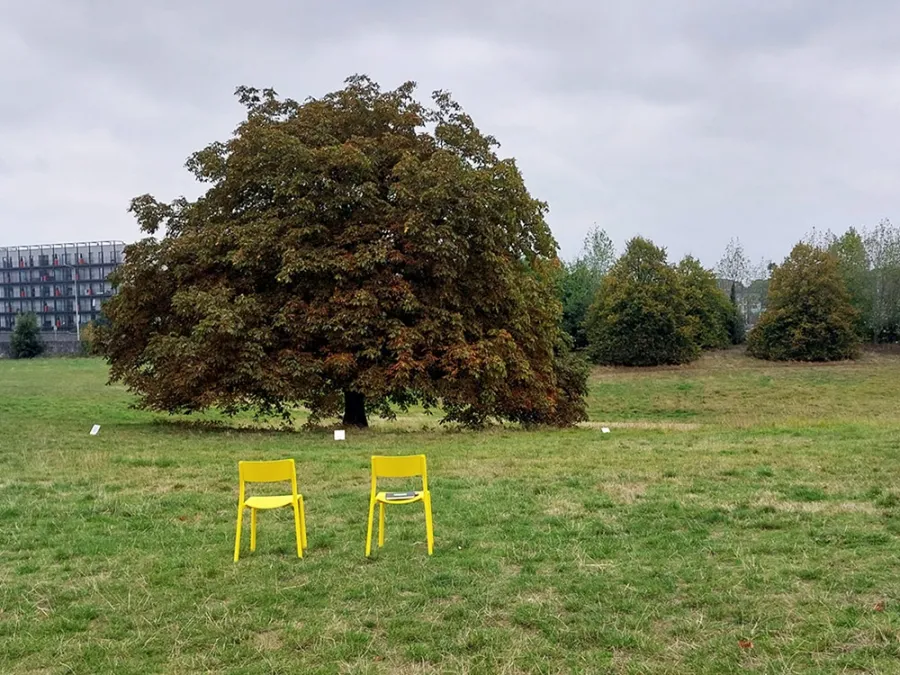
727,283,746,344
560,263,596,349
100,77,586,428
748,244,859,361
585,238,699,366
677,256,733,349
10,313,44,359
559,227,615,348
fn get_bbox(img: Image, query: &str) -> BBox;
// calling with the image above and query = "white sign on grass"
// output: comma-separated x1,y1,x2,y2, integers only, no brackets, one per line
334,429,346,441
90,424,101,436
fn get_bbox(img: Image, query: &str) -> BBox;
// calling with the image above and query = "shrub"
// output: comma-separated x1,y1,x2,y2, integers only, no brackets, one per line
10,313,45,359
586,238,698,366
748,243,859,361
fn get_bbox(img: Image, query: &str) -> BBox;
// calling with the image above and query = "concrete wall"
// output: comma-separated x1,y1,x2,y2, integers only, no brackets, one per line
0,332,82,358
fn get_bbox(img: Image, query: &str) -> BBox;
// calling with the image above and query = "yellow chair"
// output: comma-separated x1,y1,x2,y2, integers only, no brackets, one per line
234,459,307,562
365,454,434,557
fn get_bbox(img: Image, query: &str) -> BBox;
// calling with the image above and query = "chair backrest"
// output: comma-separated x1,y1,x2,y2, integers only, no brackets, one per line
238,460,298,497
370,455,428,492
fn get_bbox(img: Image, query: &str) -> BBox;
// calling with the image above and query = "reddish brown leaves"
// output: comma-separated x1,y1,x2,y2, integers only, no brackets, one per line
103,77,588,428
738,639,753,649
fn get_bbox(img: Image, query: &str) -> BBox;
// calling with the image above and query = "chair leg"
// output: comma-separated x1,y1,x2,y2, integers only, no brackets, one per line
233,503,244,562
250,508,257,552
365,497,376,557
378,502,386,548
292,500,303,559
424,492,434,555
299,495,308,550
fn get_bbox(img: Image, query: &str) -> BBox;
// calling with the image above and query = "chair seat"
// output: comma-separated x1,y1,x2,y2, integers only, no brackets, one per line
375,491,423,505
245,495,297,510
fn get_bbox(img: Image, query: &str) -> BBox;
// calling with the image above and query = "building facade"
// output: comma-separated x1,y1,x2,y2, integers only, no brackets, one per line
0,241,125,333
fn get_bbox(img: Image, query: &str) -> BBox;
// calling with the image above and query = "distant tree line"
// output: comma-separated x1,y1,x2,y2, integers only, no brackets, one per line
712,221,900,343
559,220,900,364
558,230,742,366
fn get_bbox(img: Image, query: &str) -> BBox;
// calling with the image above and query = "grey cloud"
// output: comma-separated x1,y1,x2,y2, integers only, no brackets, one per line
1,0,899,268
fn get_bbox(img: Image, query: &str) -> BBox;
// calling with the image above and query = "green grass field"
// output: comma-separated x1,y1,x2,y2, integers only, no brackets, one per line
1,350,899,674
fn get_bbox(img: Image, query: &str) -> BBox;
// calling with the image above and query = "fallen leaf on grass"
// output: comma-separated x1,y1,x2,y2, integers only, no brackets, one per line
874,601,885,612
738,639,753,649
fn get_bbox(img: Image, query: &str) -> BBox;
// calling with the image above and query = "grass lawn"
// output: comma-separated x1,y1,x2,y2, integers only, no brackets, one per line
1,349,899,674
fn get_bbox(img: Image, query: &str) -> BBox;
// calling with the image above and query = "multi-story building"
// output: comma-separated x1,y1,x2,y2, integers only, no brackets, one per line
0,241,125,334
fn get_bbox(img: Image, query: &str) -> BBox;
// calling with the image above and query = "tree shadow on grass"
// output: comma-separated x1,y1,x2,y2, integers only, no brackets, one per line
129,417,298,436
123,415,550,437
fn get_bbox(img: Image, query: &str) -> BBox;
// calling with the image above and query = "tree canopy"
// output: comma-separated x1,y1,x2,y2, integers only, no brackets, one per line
100,76,587,428
585,237,698,366
748,243,859,361
10,312,44,359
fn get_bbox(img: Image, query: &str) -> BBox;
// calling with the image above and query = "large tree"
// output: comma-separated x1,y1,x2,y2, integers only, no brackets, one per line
585,237,698,366
100,77,587,428
748,243,858,361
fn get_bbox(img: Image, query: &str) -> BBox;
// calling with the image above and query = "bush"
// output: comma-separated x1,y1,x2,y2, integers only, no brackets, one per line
79,319,107,356
586,238,699,366
748,243,859,361
10,313,45,359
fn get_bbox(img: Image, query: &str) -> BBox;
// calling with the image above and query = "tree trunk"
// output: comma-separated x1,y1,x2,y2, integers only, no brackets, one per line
342,390,368,428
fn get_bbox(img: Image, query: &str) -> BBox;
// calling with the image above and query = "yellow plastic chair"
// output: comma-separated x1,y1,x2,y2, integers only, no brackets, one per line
365,454,434,557
234,459,307,562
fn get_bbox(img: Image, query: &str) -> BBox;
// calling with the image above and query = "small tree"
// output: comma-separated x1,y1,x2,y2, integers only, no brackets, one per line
677,256,733,350
716,238,771,327
560,226,616,348
829,227,873,340
10,313,44,359
864,220,900,342
586,237,698,366
716,238,752,287
748,243,858,361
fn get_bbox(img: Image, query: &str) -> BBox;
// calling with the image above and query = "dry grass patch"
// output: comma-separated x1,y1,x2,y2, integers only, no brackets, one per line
753,491,880,515
580,421,702,431
253,630,283,651
599,481,648,504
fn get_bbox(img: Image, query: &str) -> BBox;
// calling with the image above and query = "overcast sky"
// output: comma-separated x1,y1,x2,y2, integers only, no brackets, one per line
2,1,899,267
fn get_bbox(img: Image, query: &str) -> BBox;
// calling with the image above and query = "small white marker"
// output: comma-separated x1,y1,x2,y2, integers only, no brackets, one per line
601,427,610,433
90,424,101,436
334,429,346,441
